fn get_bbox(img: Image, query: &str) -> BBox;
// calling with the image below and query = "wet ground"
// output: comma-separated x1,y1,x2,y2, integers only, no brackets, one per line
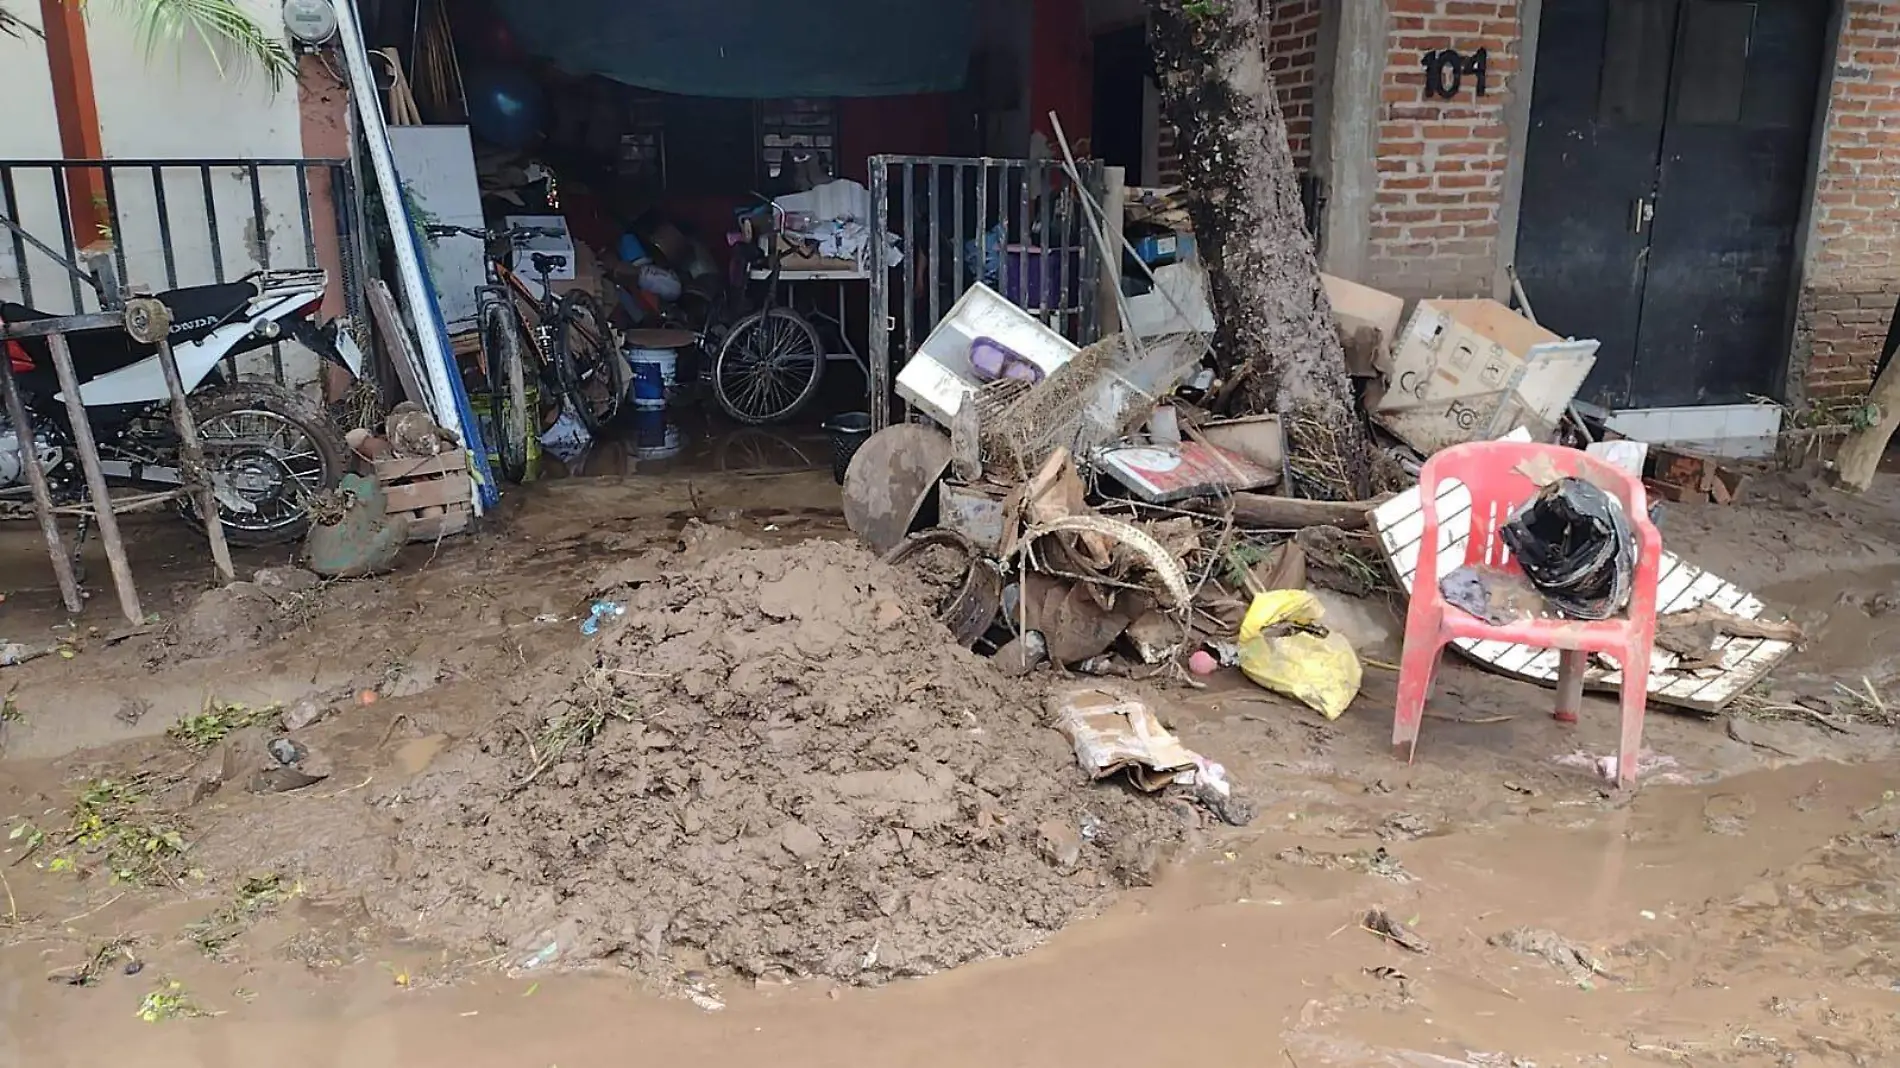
4,459,1900,1066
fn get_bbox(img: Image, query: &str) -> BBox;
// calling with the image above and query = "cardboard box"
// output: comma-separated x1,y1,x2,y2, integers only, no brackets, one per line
1322,273,1407,378
1373,298,1598,455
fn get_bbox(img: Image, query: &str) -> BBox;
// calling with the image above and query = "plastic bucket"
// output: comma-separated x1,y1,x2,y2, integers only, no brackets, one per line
631,408,684,461
822,412,874,485
626,347,678,410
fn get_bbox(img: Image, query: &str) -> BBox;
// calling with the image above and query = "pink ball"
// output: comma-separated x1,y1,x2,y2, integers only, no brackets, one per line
1187,650,1219,676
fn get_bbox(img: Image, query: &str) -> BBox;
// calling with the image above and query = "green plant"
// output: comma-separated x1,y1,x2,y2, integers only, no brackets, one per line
62,777,190,886
183,873,295,959
136,979,212,1022
107,0,297,90
167,698,270,751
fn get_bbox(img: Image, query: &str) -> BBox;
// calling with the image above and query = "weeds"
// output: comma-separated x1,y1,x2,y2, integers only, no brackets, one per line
167,698,272,751
54,936,139,986
1,692,20,725
183,873,296,960
53,777,190,886
136,980,213,1022
510,676,635,792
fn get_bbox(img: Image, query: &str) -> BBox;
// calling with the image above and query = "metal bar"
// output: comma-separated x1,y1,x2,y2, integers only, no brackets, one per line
901,162,915,376
1016,162,1032,317
0,358,81,613
247,164,286,384
975,159,989,287
0,311,125,339
0,157,348,168
868,157,891,431
201,167,227,283
45,332,142,625
0,168,32,309
952,160,965,296
99,166,129,292
335,164,367,325
154,335,234,583
928,163,942,337
51,164,84,310
1048,162,1064,326
1080,162,1104,343
295,166,318,269
151,165,179,289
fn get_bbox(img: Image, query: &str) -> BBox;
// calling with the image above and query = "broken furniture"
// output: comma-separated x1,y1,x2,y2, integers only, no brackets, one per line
1392,442,1662,788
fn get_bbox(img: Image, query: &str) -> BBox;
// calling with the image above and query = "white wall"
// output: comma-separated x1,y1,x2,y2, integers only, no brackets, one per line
0,0,323,392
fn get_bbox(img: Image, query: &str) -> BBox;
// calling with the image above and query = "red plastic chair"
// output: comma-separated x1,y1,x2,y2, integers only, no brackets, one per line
1394,441,1663,788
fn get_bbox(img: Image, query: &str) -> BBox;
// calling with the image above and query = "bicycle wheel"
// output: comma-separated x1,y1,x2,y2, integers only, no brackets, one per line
552,290,628,435
713,306,825,425
481,300,532,483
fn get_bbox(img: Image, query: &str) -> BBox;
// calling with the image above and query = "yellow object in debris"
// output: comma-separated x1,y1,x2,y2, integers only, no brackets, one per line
1236,590,1363,720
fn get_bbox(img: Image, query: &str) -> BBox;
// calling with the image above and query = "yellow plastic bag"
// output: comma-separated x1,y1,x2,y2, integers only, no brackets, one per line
1236,590,1363,720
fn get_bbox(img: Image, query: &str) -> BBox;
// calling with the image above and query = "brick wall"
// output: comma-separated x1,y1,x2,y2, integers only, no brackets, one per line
1152,4,1320,186
1268,0,1323,171
1797,1,1900,401
1366,0,1519,297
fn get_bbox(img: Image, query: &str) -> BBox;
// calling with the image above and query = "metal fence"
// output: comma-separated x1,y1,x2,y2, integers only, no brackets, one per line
868,155,1109,430
0,158,366,388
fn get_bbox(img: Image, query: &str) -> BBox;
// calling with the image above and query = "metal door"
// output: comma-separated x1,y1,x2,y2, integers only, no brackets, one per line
1514,0,1828,408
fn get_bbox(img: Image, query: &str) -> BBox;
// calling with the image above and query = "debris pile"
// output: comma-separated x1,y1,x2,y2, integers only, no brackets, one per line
378,540,1188,984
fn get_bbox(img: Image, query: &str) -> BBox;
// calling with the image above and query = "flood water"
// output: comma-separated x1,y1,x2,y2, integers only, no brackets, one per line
5,755,1895,1067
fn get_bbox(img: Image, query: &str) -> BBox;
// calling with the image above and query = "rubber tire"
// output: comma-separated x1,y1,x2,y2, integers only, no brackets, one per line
187,382,348,548
483,301,532,483
553,290,627,435
713,306,826,426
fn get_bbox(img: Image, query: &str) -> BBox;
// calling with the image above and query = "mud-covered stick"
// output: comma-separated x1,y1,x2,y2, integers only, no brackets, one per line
46,331,142,625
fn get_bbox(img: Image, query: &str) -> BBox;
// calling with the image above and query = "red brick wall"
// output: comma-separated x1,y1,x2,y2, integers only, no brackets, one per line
1268,0,1323,171
1798,1,1900,401
1153,4,1320,186
1366,0,1519,297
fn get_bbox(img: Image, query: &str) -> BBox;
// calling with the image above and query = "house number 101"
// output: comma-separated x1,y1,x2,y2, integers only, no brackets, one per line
1421,47,1489,99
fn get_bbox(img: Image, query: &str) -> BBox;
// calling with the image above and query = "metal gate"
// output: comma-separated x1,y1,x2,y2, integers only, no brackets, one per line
867,155,1108,429
0,158,368,391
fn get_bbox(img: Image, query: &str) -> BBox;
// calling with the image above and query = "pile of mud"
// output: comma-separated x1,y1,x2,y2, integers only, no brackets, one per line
381,540,1187,984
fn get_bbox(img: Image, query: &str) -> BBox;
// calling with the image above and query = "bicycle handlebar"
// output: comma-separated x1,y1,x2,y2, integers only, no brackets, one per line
423,224,564,244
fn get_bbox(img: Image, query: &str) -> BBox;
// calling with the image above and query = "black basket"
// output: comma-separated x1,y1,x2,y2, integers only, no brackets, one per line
822,412,873,485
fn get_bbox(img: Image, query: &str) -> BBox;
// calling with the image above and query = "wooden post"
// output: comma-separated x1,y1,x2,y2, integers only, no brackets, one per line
45,332,141,625
155,336,235,583
0,359,83,613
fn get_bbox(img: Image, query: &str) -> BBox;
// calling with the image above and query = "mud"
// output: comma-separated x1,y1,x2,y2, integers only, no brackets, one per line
6,468,1900,1066
371,539,1189,985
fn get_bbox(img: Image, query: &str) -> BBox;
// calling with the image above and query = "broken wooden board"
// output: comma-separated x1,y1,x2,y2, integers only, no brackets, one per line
1645,445,1749,505
1369,479,1794,713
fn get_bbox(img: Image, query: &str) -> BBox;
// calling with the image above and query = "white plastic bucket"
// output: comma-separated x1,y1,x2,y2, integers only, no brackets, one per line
626,347,677,410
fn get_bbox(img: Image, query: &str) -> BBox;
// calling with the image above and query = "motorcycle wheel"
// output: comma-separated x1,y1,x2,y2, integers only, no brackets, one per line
187,383,348,547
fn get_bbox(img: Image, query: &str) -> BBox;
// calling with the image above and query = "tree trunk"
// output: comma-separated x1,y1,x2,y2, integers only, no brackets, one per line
1829,356,1900,492
1149,0,1372,500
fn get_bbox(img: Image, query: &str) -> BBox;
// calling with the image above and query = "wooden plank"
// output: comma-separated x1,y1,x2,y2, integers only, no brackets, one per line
406,508,471,542
375,449,467,481
384,477,473,512
368,280,431,411
1370,481,1794,713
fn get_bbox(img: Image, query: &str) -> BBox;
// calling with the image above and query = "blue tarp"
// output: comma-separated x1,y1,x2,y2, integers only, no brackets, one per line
493,0,976,98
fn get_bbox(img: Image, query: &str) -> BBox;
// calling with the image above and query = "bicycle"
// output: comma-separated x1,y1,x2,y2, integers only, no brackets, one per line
712,200,826,425
427,224,630,482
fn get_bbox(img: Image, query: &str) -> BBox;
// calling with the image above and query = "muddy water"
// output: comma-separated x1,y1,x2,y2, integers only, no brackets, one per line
7,758,1896,1067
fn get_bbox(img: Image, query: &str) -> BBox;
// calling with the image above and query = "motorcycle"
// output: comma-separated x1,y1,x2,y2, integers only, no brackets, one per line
0,268,364,546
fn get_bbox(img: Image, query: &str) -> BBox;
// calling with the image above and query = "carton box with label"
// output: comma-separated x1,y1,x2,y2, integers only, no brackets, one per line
1372,298,1598,455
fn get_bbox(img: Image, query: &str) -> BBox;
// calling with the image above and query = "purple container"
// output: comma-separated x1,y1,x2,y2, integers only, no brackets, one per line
969,336,1044,385
999,245,1083,311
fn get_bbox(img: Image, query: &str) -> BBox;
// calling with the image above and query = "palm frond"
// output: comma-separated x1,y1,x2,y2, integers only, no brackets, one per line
1,2,45,39
106,0,296,91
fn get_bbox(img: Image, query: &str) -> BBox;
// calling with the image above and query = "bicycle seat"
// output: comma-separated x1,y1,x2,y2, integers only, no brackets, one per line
530,253,568,275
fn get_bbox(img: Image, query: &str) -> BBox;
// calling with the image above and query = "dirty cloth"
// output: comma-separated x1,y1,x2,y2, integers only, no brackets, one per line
1439,564,1550,626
